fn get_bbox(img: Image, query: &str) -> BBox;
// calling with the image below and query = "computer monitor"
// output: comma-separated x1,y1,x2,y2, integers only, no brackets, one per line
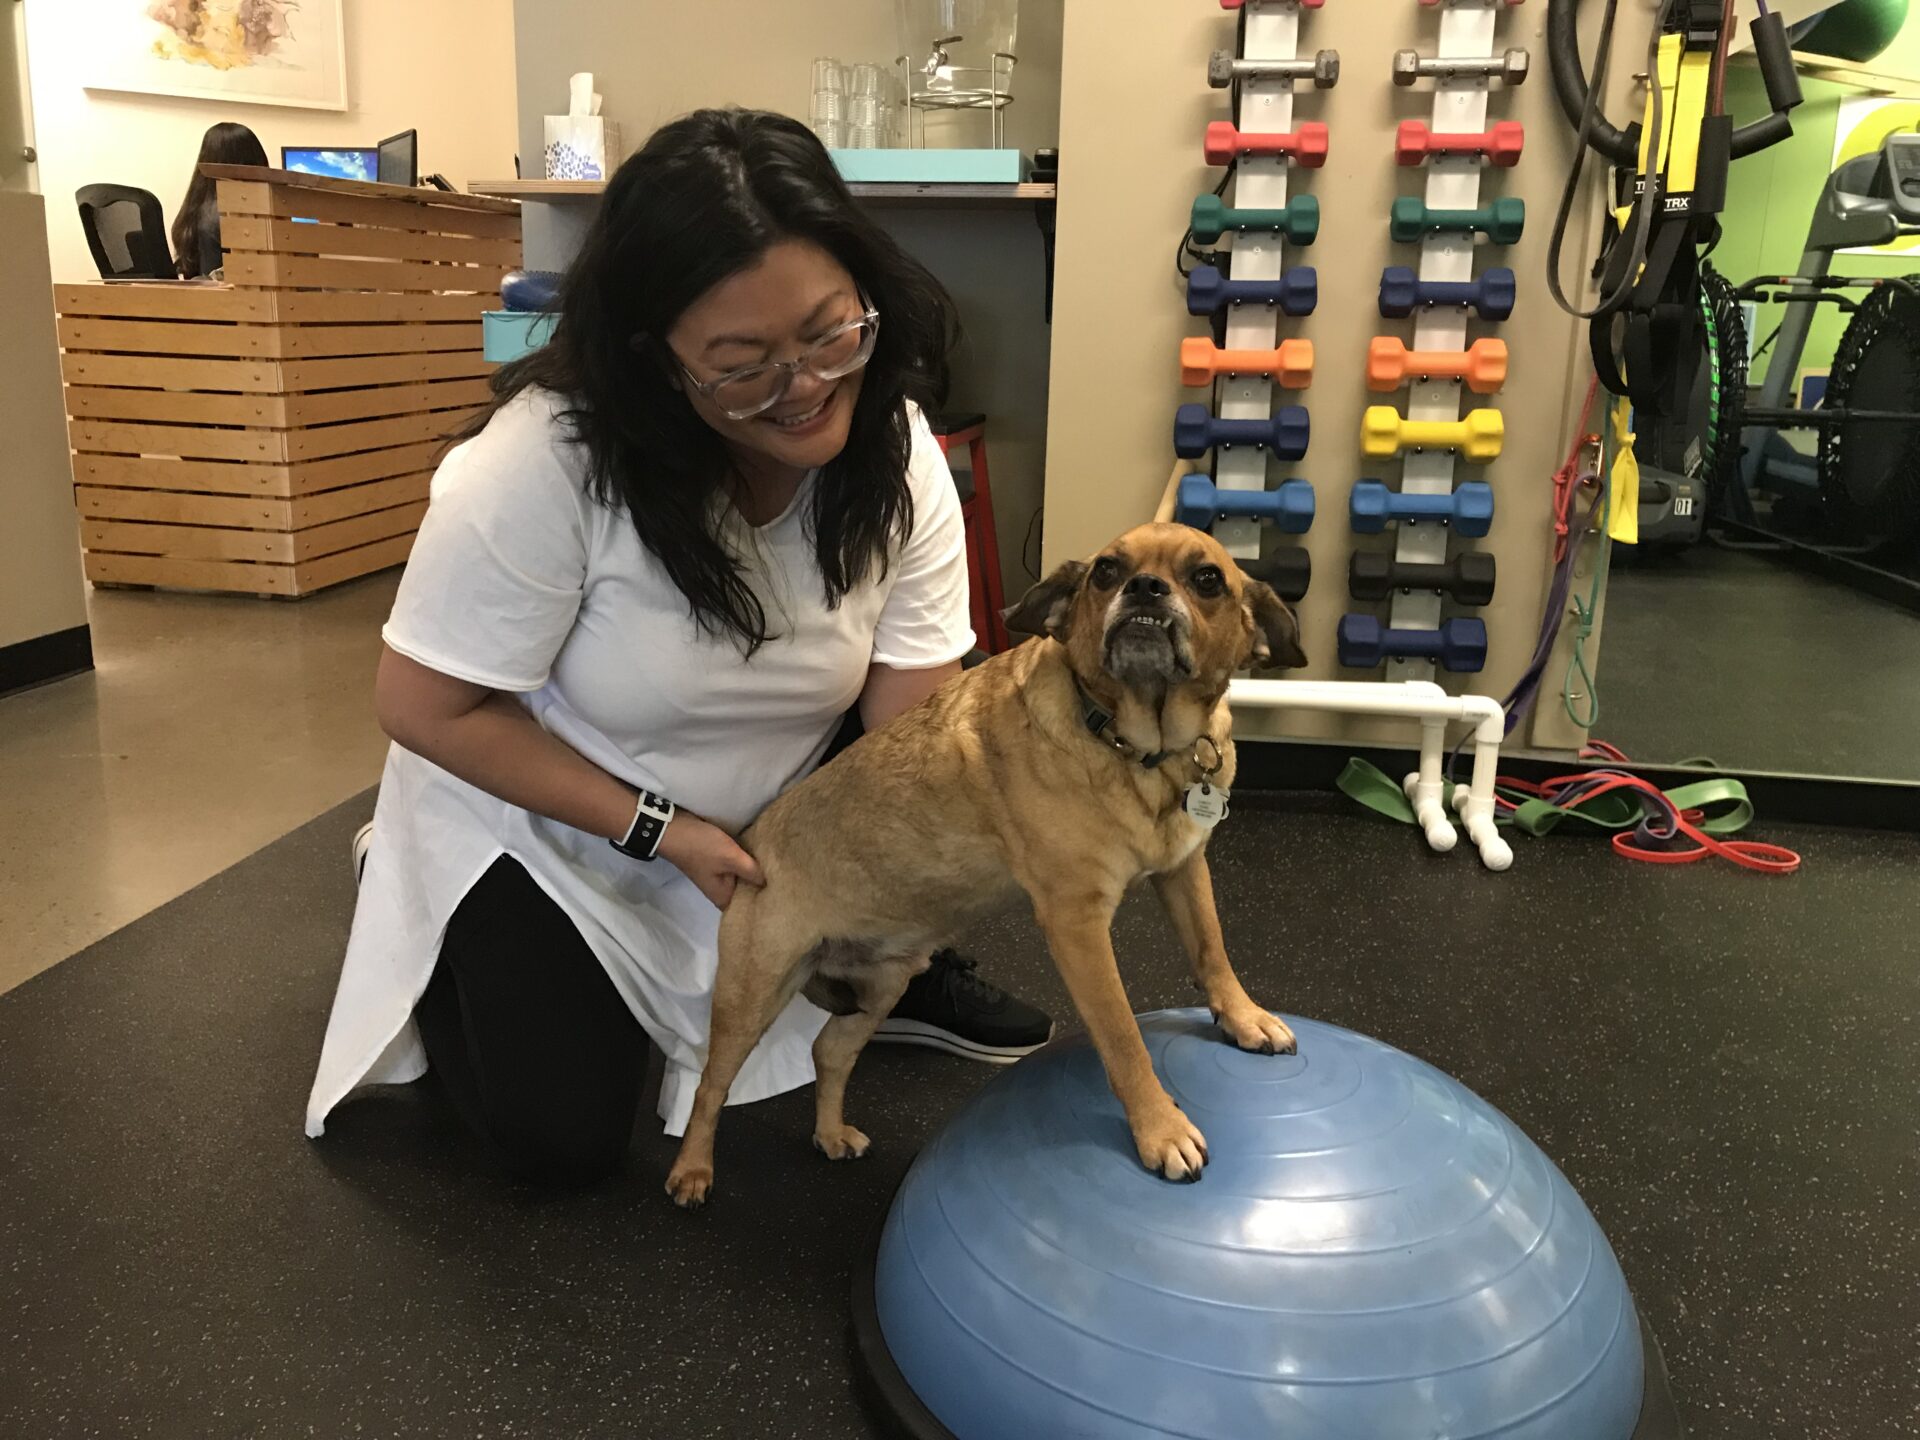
280,146,378,183
377,129,418,187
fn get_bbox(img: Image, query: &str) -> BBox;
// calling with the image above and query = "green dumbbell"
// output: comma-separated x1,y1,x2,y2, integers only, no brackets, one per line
1190,193,1322,246
1390,195,1526,245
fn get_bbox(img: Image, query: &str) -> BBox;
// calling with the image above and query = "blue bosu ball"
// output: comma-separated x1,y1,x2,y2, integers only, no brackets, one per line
854,1010,1678,1439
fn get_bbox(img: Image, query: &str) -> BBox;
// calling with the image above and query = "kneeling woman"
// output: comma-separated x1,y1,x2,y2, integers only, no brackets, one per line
306,109,1050,1183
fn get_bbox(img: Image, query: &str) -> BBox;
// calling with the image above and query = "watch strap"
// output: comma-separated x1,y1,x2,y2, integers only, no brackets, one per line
611,789,675,861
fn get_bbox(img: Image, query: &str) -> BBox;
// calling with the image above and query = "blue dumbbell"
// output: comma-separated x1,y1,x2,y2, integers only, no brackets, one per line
1173,404,1310,461
1176,473,1315,535
1378,266,1517,321
1338,615,1488,673
1349,480,1494,538
1186,265,1320,319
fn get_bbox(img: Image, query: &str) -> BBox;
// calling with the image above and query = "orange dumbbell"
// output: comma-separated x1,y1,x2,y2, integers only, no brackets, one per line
1180,336,1315,390
1367,337,1508,394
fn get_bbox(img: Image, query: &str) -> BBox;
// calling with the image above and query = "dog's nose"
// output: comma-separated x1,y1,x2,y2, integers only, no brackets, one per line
1124,573,1171,601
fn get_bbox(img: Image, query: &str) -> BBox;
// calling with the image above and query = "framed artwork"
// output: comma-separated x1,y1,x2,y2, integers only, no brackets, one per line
83,0,348,112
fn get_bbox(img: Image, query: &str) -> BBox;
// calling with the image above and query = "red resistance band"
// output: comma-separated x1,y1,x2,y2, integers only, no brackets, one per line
1497,769,1803,875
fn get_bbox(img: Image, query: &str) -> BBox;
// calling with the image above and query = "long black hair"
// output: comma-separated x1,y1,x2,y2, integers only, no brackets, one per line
172,122,268,278
485,108,958,656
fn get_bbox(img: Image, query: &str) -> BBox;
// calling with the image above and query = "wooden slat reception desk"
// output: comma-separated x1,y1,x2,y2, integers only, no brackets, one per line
52,165,521,598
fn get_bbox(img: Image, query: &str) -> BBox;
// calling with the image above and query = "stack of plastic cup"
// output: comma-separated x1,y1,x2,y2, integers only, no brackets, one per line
847,63,887,149
810,58,847,149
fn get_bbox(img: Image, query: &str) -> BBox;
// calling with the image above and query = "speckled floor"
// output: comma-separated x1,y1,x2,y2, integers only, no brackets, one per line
2,788,1916,1439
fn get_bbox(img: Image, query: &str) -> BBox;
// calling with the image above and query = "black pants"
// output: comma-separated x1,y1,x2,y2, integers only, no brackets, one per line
415,658,982,1187
415,854,650,1186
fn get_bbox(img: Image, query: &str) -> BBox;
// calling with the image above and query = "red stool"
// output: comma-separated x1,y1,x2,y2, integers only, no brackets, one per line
930,412,1011,654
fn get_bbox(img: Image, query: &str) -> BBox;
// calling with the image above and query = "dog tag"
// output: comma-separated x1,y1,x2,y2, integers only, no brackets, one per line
1184,782,1230,829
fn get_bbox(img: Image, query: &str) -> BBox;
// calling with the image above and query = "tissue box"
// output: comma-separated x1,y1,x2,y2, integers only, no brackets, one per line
544,116,623,181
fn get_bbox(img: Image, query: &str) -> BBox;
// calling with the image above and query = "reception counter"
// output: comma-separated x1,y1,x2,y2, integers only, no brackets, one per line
53,166,519,598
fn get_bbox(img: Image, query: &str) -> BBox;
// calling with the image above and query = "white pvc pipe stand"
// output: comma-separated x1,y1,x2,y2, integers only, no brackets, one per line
1229,679,1515,871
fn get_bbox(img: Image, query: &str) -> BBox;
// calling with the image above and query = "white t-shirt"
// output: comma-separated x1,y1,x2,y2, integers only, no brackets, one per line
305,388,974,1138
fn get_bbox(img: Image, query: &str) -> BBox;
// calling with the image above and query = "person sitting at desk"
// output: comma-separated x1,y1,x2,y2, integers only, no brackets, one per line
171,121,268,279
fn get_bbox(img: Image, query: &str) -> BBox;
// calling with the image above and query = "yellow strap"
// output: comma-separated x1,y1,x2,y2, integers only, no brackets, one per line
1608,397,1640,545
1636,33,1713,197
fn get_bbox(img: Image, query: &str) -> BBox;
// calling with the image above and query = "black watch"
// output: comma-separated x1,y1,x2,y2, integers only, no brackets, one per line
611,789,676,861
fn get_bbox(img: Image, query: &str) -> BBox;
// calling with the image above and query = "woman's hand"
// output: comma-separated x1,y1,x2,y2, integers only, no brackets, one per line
658,812,765,911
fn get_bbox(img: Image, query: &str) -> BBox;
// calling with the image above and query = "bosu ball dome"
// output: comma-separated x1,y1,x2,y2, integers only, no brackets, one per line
853,1010,1682,1438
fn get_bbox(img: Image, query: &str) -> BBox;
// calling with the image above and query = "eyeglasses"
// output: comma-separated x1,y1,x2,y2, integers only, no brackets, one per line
676,307,881,420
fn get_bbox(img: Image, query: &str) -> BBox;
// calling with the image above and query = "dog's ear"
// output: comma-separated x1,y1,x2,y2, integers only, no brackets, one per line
1003,560,1088,641
1244,579,1307,669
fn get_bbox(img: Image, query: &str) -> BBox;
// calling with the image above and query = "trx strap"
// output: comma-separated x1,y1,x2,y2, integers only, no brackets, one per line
1590,4,1733,418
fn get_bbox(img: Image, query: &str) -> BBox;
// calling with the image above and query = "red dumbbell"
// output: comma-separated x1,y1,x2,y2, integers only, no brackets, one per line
1204,120,1330,168
1396,120,1525,168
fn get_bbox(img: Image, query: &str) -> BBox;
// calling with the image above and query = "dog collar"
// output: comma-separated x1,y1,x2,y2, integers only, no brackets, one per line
1073,679,1225,777
1074,678,1170,767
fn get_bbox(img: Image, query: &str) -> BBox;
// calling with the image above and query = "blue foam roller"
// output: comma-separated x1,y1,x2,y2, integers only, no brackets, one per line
1187,264,1320,318
1339,614,1490,671
1173,403,1311,460
1378,265,1517,321
869,1011,1649,1440
1350,479,1495,537
1176,473,1315,534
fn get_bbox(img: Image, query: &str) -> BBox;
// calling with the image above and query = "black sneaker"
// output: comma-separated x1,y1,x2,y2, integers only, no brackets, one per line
872,950,1055,1064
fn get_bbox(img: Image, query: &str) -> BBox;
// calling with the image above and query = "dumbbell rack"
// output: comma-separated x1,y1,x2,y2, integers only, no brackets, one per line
1179,0,1516,869
1362,0,1521,682
1198,0,1322,568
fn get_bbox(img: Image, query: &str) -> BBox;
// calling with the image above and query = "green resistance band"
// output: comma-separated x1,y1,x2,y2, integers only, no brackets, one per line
1335,758,1755,839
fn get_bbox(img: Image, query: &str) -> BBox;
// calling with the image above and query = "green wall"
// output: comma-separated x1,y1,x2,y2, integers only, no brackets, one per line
1717,21,1920,388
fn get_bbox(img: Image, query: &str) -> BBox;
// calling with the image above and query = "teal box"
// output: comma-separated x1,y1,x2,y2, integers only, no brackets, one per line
483,310,557,364
830,149,1027,184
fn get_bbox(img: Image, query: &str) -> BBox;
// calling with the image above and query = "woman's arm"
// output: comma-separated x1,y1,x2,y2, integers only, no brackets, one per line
858,658,962,732
374,646,762,908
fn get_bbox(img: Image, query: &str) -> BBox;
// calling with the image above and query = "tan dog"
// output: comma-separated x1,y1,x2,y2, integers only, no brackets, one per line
665,523,1306,1207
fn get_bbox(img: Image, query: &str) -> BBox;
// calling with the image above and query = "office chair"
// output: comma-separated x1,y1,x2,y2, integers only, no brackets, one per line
75,184,176,280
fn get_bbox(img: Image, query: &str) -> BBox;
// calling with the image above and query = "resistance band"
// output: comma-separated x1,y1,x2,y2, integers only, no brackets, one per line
1337,757,1802,875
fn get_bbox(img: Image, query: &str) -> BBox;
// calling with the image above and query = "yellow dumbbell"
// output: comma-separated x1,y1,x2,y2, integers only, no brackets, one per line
1361,406,1503,464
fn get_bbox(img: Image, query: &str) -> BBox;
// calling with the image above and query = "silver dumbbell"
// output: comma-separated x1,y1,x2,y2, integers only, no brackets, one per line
1391,48,1530,87
1207,48,1340,90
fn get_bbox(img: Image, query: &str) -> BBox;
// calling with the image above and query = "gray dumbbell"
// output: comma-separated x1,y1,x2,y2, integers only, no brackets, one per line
1391,48,1529,88
1208,48,1340,90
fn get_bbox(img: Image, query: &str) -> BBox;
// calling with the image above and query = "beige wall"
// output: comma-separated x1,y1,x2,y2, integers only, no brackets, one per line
1044,0,1630,751
512,0,1062,168
23,0,520,283
0,190,88,653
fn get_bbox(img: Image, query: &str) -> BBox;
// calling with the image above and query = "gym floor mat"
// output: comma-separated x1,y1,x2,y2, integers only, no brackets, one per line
3,791,1915,1438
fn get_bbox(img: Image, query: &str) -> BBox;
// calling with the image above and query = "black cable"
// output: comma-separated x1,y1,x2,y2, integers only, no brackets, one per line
1547,0,1671,322
1174,160,1239,280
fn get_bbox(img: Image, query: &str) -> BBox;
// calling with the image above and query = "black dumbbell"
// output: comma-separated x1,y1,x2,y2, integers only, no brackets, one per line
1244,549,1312,604
1348,551,1497,607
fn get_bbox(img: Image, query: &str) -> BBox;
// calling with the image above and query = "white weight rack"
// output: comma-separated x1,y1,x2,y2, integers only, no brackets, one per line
1385,0,1513,679
1197,0,1516,871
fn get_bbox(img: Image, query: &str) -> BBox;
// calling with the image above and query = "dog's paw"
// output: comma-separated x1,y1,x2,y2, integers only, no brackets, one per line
1215,1005,1296,1057
812,1124,872,1162
665,1160,714,1209
1132,1107,1209,1183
